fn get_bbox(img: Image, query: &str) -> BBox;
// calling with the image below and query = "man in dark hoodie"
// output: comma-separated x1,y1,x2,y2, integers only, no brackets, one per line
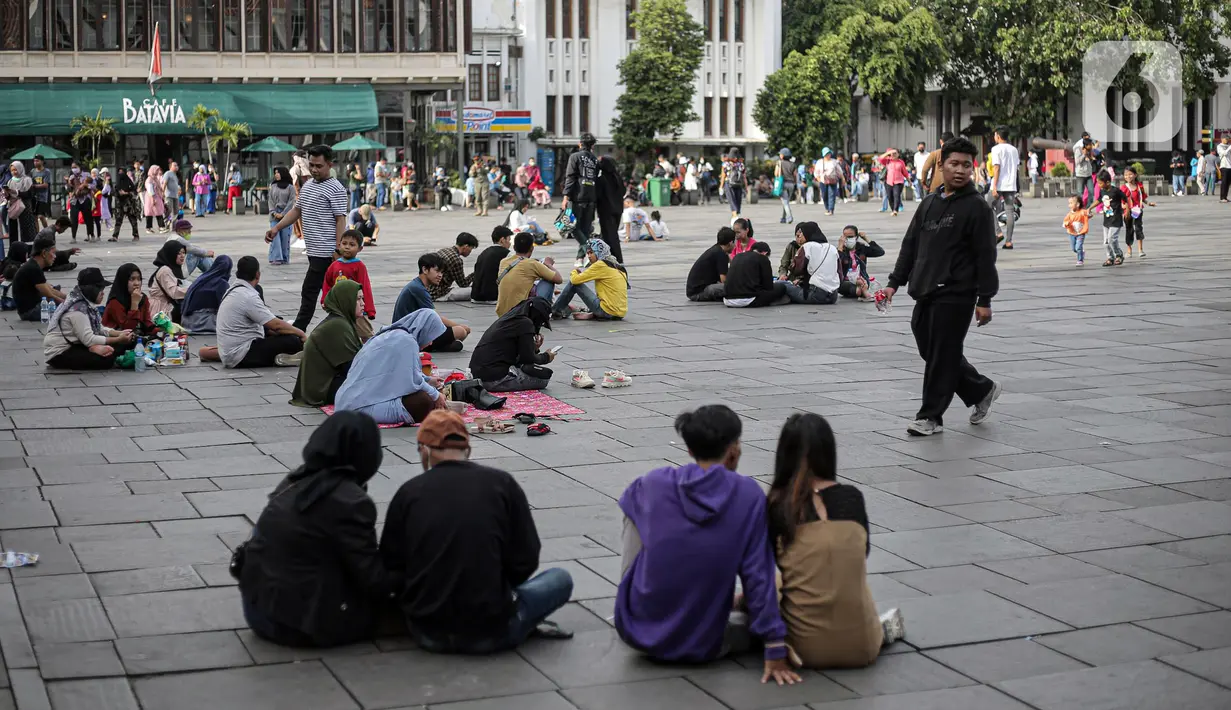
883,136,1002,437
616,405,800,686
595,154,626,263
468,296,557,392
562,132,600,263
723,242,788,308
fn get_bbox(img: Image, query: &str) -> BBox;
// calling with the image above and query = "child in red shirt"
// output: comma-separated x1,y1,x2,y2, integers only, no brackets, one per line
1120,165,1155,258
322,230,376,338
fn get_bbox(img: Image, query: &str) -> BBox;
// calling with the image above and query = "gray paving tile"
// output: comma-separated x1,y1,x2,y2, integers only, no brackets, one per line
115,631,253,674
562,678,726,710
1128,561,1231,608
887,565,1024,595
981,465,1147,496
34,642,125,679
539,536,618,562
13,574,94,603
431,692,578,710
51,493,198,526
325,649,555,706
822,652,976,696
989,513,1179,553
873,477,1029,507
924,639,1088,684
679,665,855,710
90,566,206,597
1071,545,1205,574
157,455,287,479
937,500,1056,523
1110,500,1231,538
892,591,1070,648
873,525,1050,568
1135,611,1231,650
516,628,688,688
8,669,50,710
21,598,115,644
1035,624,1197,666
0,583,36,670
996,660,1231,710
1089,486,1203,508
976,554,1113,584
72,536,232,573
1159,647,1231,687
995,574,1215,628
809,685,1034,709
235,630,379,665
0,501,57,530
132,662,360,710
1090,457,1231,485
102,587,245,637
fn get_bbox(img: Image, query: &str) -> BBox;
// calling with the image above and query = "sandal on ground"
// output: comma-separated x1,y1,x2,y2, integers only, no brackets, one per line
1114,256,1124,265
531,621,573,640
1102,259,1114,267
470,417,514,434
513,412,536,424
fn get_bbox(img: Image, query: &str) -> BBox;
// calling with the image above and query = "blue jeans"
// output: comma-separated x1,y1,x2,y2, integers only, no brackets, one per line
194,196,207,217
375,183,387,208
820,183,838,212
552,280,611,319
207,188,217,213
185,253,214,276
268,218,293,263
1171,175,1185,194
912,179,923,201
350,188,364,210
1068,232,1085,262
409,569,574,654
533,279,555,301
779,186,794,222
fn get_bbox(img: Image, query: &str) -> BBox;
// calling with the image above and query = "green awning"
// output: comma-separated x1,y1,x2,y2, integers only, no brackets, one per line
242,136,300,153
8,144,73,160
0,84,378,136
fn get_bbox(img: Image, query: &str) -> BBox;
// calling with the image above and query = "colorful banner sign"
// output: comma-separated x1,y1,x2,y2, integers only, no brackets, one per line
434,107,531,133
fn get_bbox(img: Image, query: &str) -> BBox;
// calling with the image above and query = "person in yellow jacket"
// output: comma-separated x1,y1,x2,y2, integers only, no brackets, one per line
550,238,628,321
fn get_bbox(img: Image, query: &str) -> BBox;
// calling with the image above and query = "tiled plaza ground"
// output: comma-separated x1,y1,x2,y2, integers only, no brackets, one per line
1,188,1230,710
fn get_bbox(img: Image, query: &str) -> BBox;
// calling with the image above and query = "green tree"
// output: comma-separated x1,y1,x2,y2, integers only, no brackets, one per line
610,0,705,157
753,37,850,158
69,108,119,168
925,0,1230,139
187,104,221,165
208,118,253,179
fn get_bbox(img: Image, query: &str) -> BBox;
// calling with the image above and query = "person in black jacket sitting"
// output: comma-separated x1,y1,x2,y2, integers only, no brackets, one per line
469,225,513,304
723,242,788,308
468,296,558,392
238,411,399,647
836,225,885,301
380,410,574,653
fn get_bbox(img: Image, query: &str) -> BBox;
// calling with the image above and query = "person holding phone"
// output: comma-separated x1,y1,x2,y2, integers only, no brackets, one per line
881,136,1001,437
468,296,557,393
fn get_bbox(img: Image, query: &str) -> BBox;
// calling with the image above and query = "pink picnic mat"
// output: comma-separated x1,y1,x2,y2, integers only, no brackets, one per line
321,390,584,428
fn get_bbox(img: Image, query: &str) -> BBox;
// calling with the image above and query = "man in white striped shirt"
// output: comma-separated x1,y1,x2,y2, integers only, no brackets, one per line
266,144,348,330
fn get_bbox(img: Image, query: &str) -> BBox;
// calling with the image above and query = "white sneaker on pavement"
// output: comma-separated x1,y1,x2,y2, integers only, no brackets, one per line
879,608,905,645
274,352,303,367
571,369,596,389
969,381,1002,425
906,418,942,436
601,370,632,388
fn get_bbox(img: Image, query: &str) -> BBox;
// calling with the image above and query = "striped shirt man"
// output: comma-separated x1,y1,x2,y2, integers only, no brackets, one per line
296,177,348,258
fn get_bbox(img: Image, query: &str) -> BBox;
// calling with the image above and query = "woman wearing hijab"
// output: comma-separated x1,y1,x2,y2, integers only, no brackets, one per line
192,164,211,218
181,255,234,334
4,161,37,248
550,238,629,321
99,168,113,231
109,169,142,241
102,263,155,333
290,280,363,407
785,222,840,305
238,411,399,647
45,268,137,369
148,241,187,322
595,154,626,263
144,165,168,234
266,166,295,265
334,310,448,425
469,296,557,393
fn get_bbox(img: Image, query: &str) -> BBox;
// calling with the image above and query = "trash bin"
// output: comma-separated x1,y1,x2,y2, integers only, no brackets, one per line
649,177,670,207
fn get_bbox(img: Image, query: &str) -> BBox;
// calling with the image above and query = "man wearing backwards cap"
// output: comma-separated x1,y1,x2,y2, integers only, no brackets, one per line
379,411,574,652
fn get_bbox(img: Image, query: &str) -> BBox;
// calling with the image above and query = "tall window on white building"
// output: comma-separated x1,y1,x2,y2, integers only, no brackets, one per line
734,97,743,136
78,0,120,50
733,0,742,41
545,0,554,37
624,0,635,39
577,0,587,38
719,96,728,135
468,64,482,101
563,95,573,135
487,62,500,101
546,95,557,134
580,96,590,133
718,0,726,41
561,0,570,37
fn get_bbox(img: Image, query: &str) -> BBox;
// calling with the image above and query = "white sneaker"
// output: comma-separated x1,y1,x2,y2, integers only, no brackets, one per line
571,369,596,389
601,370,632,388
879,608,905,645
274,352,303,367
969,381,1002,425
906,418,942,436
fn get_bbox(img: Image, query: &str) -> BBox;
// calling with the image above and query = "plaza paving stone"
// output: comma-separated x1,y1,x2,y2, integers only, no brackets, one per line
0,193,1229,708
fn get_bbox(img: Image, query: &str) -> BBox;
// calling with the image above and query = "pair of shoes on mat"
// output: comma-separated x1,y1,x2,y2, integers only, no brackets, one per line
572,369,632,389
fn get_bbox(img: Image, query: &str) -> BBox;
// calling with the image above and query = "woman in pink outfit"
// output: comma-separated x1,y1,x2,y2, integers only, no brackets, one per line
876,149,908,216
143,165,168,234
526,158,551,207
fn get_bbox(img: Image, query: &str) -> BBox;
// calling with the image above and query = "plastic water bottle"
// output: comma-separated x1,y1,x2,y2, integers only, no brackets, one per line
39,298,50,330
133,338,146,373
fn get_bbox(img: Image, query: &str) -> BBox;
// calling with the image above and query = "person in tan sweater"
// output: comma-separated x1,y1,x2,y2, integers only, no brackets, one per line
918,131,954,197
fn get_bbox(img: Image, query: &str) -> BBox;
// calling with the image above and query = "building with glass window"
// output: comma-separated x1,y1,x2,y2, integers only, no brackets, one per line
519,0,780,187
0,0,466,170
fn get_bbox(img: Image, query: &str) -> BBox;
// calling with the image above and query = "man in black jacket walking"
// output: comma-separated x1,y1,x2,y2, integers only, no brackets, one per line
562,132,600,264
882,136,1002,436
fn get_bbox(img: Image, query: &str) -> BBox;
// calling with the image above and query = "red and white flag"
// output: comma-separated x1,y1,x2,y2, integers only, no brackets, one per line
148,23,163,95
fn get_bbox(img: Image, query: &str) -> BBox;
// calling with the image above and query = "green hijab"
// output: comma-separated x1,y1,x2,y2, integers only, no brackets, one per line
290,280,364,407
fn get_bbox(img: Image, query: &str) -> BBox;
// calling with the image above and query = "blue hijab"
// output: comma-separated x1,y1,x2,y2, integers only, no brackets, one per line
334,309,447,411
182,255,233,315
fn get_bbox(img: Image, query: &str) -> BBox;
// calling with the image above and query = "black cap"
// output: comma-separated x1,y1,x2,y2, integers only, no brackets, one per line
77,267,111,288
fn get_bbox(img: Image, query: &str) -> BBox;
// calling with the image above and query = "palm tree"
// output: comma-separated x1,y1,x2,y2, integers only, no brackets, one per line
208,118,253,180
188,104,221,165
69,109,119,168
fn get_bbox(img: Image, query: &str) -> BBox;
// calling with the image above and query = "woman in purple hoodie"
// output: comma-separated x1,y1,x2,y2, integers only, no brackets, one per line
615,405,801,686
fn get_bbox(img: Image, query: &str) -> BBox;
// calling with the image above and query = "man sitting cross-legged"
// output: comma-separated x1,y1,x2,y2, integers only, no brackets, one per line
199,256,306,368
393,252,472,352
723,242,789,308
380,410,575,653
685,227,736,302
